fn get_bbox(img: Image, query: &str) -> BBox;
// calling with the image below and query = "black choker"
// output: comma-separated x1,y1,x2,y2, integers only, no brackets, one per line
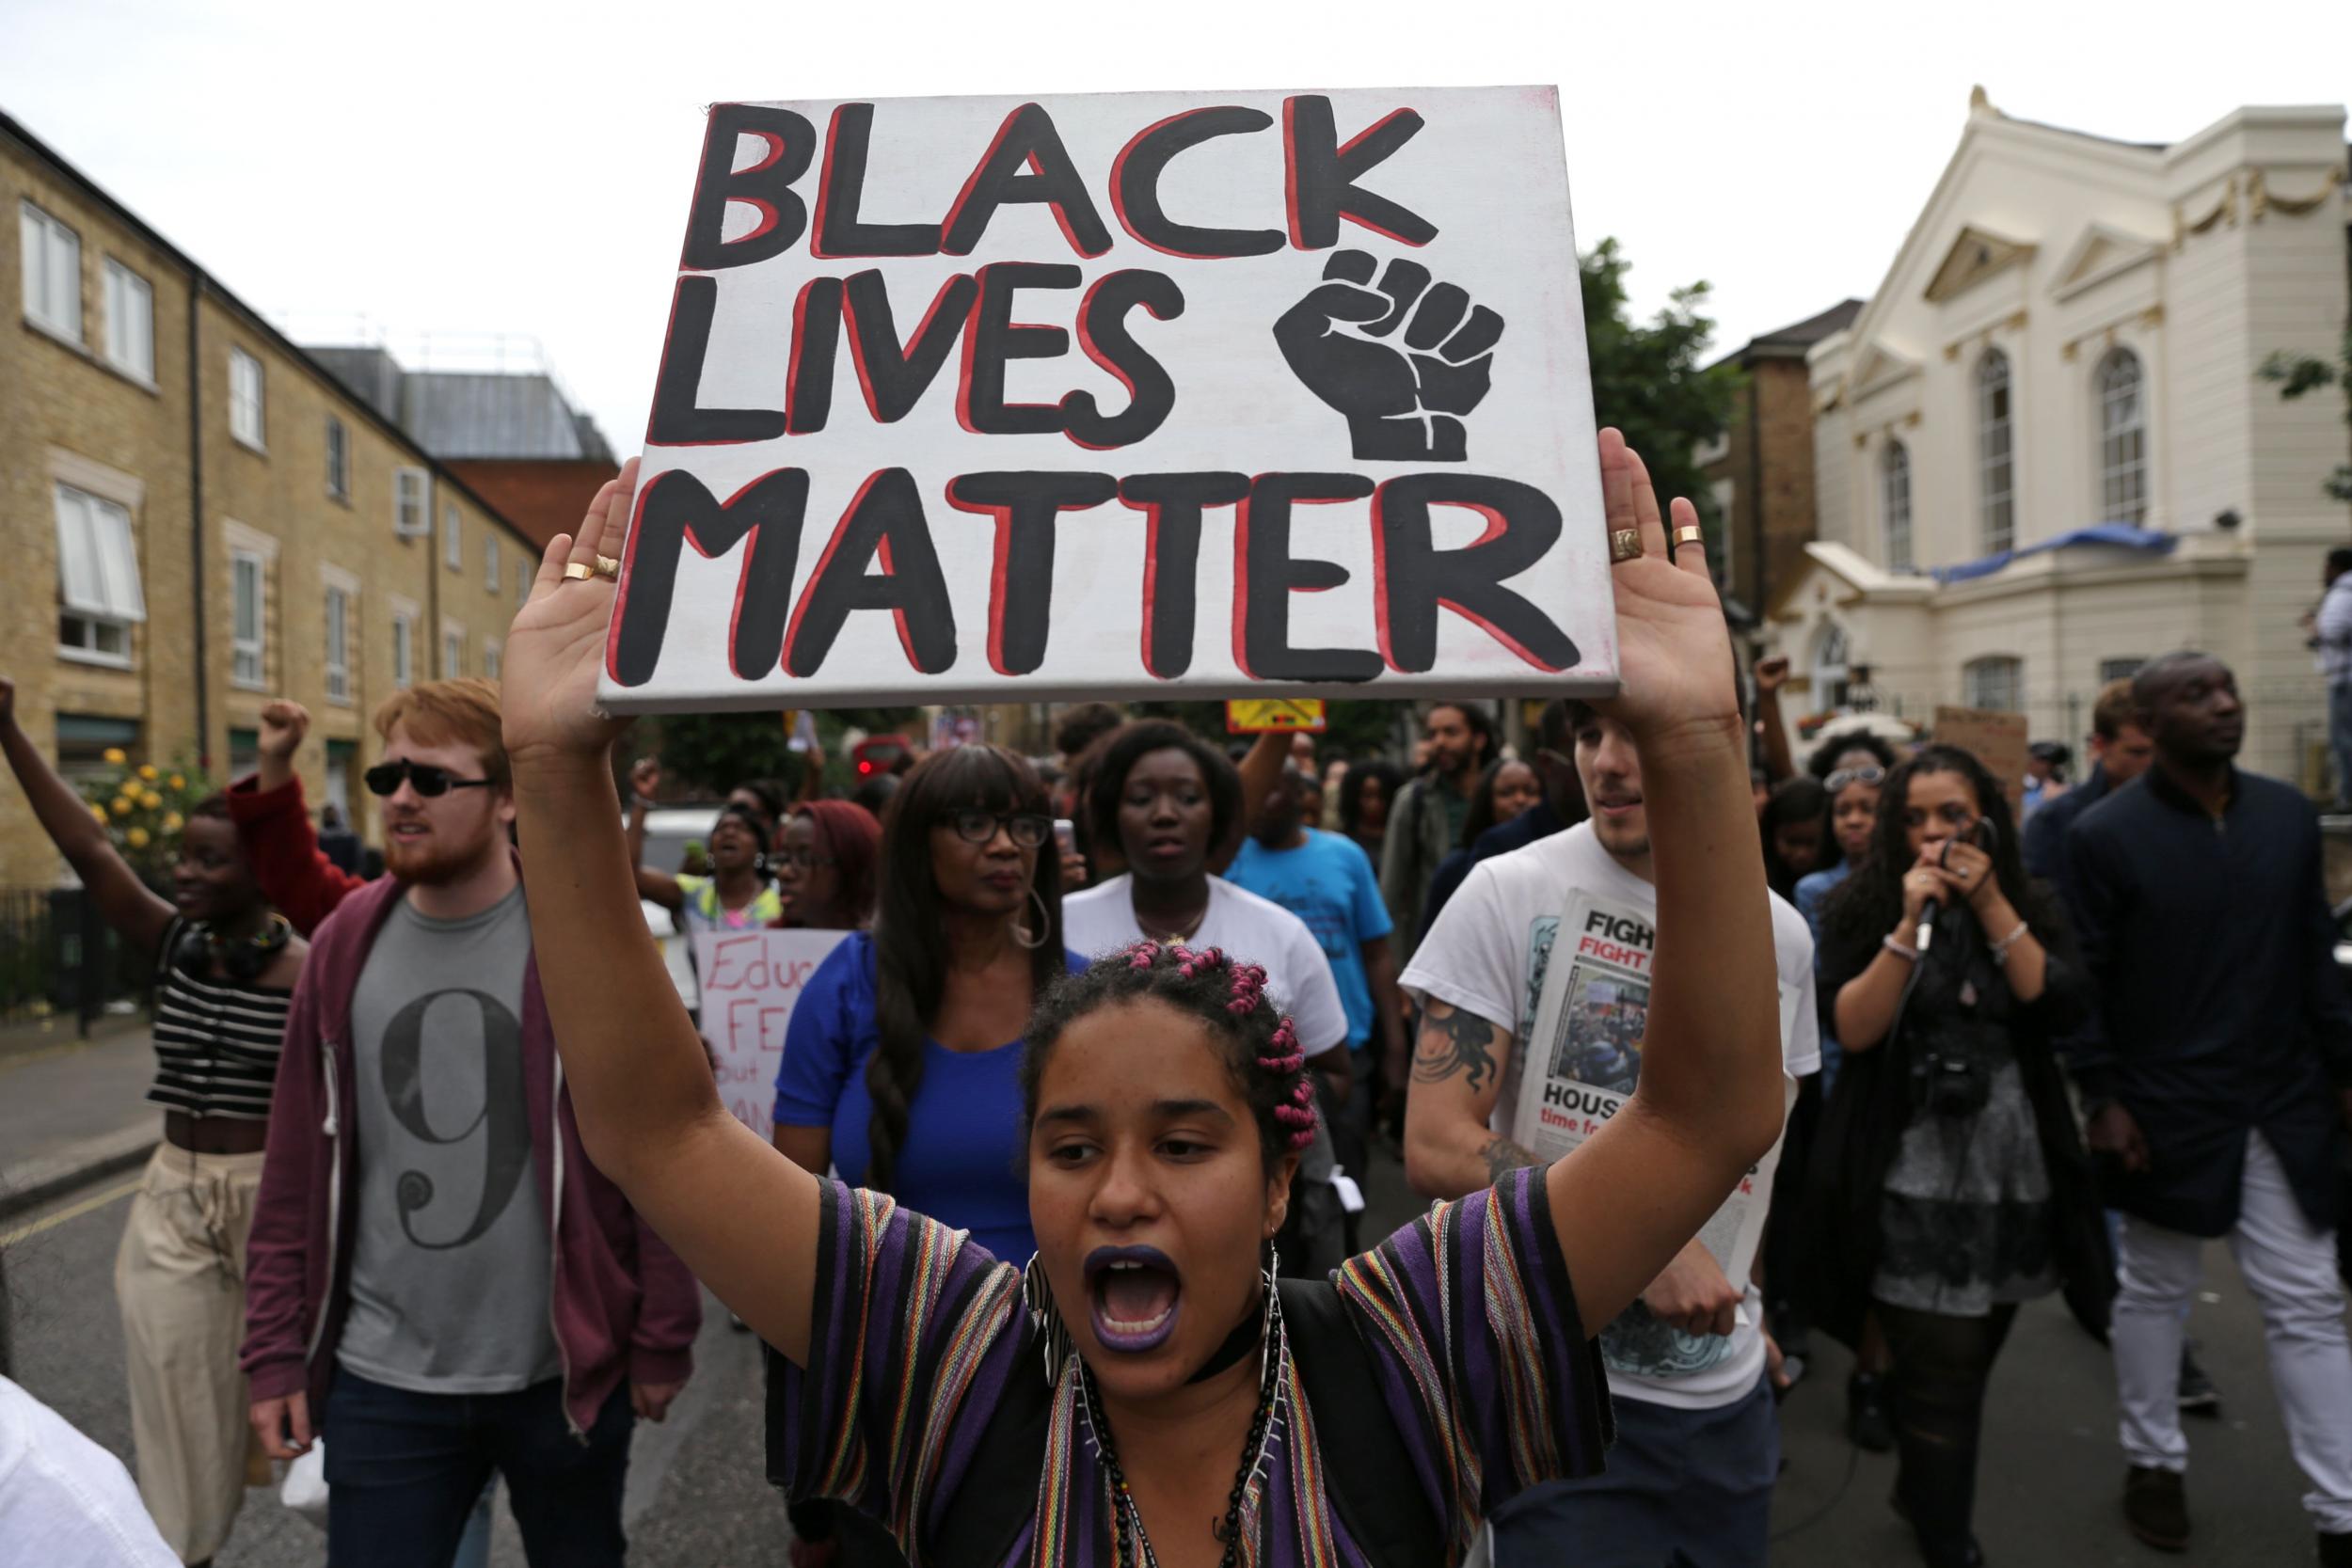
1185,1293,1265,1386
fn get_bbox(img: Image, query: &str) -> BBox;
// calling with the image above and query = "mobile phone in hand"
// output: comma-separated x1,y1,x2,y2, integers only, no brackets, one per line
1054,818,1076,856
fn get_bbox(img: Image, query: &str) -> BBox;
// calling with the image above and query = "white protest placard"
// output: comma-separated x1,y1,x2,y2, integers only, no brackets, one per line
599,87,1615,713
692,928,851,1140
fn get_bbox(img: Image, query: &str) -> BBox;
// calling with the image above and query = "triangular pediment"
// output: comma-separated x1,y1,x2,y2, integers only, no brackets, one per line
1847,340,1922,403
2049,222,2161,301
1923,225,2036,304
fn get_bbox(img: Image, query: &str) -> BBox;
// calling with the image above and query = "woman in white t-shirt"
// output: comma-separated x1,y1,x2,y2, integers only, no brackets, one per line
1061,720,1356,1273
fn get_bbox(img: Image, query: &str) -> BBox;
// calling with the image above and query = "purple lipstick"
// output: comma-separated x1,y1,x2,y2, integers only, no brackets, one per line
1085,1244,1183,1353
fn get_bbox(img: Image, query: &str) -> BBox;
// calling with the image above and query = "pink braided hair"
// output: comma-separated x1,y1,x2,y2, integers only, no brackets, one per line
1113,940,1319,1149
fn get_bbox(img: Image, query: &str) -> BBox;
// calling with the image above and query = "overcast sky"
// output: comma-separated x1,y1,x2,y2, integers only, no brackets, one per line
7,0,2346,455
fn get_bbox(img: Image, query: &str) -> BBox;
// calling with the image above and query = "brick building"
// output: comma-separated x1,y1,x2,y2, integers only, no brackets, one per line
1697,299,1863,627
2,109,541,884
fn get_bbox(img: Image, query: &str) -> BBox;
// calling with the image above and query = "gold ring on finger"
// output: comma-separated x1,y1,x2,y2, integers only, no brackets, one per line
562,562,596,581
1608,528,1644,565
594,554,622,580
1673,525,1705,548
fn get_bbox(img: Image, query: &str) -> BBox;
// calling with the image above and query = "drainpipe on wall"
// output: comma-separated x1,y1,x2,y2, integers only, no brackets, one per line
186,271,210,769
1745,356,1766,624
426,474,441,678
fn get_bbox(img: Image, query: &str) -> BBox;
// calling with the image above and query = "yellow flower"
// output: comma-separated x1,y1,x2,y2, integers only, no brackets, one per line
168,774,185,790
141,791,163,810
162,812,183,832
125,827,151,850
90,803,109,824
110,797,134,816
103,748,127,765
137,764,159,781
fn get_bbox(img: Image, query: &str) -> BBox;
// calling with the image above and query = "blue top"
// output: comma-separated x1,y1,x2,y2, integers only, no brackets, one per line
1225,829,1391,1050
1794,862,1852,1088
771,932,1084,1263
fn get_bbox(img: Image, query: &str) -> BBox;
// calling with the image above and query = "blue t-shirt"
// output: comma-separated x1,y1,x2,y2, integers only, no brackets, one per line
1225,829,1391,1050
771,932,1083,1263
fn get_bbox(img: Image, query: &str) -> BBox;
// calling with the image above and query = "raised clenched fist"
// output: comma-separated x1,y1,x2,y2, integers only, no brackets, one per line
1273,248,1504,463
259,700,310,762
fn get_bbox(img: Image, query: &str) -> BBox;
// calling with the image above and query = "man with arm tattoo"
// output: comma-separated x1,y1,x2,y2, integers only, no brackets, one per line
1400,698,1820,1568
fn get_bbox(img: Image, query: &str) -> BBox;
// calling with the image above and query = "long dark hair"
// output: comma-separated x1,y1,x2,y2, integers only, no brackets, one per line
1759,775,1829,899
866,745,1062,1191
1818,744,2055,967
1338,757,1404,843
1084,721,1242,863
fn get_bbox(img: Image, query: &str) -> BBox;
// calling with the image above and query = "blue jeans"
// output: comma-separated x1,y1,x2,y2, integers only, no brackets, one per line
1493,1375,1777,1568
323,1369,631,1568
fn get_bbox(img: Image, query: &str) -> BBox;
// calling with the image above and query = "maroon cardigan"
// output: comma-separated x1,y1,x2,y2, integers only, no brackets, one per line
234,779,700,1433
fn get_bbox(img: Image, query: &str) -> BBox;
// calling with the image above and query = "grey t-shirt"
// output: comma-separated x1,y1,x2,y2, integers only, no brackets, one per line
337,884,561,1393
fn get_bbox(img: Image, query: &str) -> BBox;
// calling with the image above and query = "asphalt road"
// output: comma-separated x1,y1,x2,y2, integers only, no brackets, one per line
3,1149,2341,1566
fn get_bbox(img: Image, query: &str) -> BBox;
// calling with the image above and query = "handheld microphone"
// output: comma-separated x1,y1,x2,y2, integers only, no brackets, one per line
1916,900,1937,954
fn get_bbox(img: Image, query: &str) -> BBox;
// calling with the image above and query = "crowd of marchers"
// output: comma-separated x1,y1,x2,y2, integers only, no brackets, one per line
1,441,2349,1568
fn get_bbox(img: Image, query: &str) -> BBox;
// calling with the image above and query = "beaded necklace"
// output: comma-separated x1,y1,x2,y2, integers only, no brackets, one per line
1078,1287,1289,1568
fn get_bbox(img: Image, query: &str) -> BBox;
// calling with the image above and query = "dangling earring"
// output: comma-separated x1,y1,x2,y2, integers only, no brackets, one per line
1012,883,1051,951
1024,1250,1074,1385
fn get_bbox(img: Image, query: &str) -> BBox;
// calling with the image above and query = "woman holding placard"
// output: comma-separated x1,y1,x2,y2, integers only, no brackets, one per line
495,431,1786,1567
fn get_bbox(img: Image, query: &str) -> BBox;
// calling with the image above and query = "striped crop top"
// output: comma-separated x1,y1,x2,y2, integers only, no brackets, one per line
145,917,294,1121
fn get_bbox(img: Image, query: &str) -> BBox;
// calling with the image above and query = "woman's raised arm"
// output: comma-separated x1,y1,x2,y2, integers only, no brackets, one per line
500,462,822,1364
1540,431,1787,1332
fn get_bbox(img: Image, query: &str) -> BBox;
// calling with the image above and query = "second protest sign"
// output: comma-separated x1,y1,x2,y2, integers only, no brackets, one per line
601,86,1615,713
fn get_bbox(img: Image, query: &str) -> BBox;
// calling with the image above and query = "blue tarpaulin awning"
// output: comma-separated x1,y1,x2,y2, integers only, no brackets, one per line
1925,522,2178,584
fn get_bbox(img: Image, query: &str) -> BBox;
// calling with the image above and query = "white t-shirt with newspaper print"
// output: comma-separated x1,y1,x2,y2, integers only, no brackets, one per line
1399,822,1821,1411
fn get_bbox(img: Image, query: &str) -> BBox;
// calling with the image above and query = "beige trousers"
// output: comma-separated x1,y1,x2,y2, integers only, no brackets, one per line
113,1141,268,1563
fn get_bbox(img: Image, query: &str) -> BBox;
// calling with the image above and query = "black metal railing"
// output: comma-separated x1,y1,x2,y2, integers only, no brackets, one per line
0,885,151,1036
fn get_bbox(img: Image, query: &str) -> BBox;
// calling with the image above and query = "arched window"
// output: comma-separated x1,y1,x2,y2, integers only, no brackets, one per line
1963,654,2023,714
1977,350,2014,554
1882,438,1914,570
1813,623,1851,711
2097,348,2147,526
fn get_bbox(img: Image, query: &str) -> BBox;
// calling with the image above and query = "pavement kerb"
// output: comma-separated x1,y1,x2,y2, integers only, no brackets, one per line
0,1122,158,1222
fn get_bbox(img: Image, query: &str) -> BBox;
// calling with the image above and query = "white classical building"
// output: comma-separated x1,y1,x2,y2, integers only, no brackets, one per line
1764,90,2350,787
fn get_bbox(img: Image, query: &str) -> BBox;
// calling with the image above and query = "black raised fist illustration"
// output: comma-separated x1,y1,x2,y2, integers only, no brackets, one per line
1273,249,1504,463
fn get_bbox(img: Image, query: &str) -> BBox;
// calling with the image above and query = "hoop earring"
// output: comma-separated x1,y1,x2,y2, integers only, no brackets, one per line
1024,1250,1074,1385
1012,883,1051,951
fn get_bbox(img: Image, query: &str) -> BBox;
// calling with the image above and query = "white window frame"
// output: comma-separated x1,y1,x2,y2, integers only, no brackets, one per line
54,482,146,667
389,596,420,689
1812,622,1851,712
101,259,153,383
1882,438,1914,571
20,200,81,342
1976,350,2013,555
322,567,359,707
440,622,465,678
393,466,429,536
443,502,462,571
229,346,266,451
2096,348,2148,527
326,416,350,501
483,639,503,680
1963,655,2024,714
230,551,266,689
485,534,501,594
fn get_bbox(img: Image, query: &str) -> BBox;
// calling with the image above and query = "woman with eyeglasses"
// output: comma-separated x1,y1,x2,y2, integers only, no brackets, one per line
770,800,880,931
770,745,1078,1265
627,758,784,933
1803,745,2112,1568
0,675,304,1565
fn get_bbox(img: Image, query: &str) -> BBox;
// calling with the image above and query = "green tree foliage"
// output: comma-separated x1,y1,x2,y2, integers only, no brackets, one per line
2259,329,2352,503
632,708,921,797
1580,237,1745,550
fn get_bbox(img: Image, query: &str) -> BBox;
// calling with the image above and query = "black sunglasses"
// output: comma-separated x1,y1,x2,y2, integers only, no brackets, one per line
944,810,1052,848
364,759,496,799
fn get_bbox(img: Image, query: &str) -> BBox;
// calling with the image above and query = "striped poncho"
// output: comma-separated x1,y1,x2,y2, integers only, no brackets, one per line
770,1165,1610,1567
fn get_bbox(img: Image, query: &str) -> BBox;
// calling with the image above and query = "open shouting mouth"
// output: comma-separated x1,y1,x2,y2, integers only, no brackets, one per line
1085,1245,1183,1353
